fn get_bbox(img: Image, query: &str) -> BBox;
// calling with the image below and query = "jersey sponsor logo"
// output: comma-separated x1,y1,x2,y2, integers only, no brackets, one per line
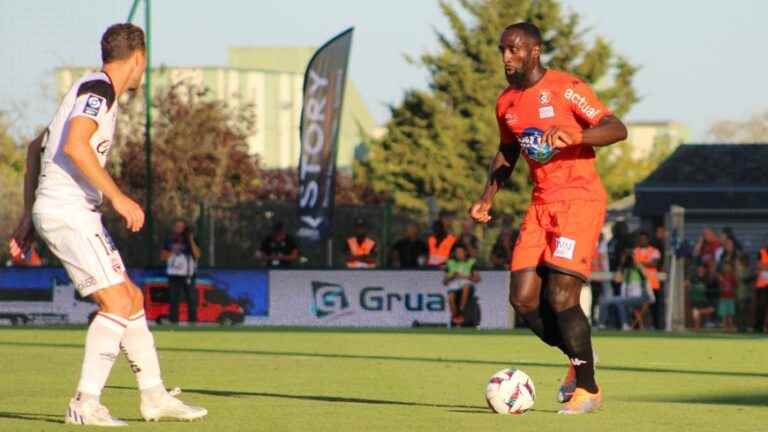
553,236,576,260
519,127,558,163
564,88,601,120
538,106,555,119
83,94,105,117
96,140,112,155
538,90,551,105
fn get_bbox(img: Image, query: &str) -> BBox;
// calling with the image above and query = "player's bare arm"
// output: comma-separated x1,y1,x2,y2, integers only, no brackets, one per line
469,145,521,224
547,115,628,149
9,131,46,258
62,116,145,232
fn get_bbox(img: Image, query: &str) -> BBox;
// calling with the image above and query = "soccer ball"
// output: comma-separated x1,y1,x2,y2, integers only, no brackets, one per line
485,368,536,415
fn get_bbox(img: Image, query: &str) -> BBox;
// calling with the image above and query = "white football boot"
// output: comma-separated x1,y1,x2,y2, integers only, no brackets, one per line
65,398,128,427
140,387,207,422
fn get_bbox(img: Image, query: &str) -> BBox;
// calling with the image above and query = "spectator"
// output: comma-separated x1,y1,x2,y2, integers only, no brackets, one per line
426,220,456,268
720,226,744,253
607,221,632,296
687,264,716,330
490,218,519,269
754,236,768,333
258,222,300,268
457,218,480,258
443,243,481,327
390,223,427,268
717,236,739,271
694,227,722,265
161,219,202,324
717,262,737,331
345,218,377,269
10,240,44,267
634,231,663,329
597,250,653,330
735,254,752,333
652,226,668,264
590,232,610,325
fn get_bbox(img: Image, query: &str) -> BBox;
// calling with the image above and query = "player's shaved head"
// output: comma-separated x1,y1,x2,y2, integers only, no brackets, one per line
503,22,543,47
101,23,145,63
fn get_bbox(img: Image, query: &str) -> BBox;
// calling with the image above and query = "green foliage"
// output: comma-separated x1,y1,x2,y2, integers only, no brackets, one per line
0,114,26,262
596,134,675,201
357,0,639,215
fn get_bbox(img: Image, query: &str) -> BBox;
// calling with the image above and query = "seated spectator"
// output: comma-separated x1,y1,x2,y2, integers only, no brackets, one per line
597,250,654,330
345,218,377,269
389,223,427,268
693,227,722,265
257,222,300,267
489,217,518,269
426,220,456,268
717,262,737,331
443,244,481,327
457,218,480,258
687,264,716,330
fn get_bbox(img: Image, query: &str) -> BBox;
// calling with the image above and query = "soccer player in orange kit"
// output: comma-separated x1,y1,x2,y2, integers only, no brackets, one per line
469,22,627,415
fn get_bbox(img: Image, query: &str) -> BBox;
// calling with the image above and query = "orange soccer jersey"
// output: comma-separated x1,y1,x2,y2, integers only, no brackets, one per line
499,70,611,279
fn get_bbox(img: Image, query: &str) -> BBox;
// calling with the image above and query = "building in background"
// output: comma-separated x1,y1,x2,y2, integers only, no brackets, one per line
55,46,379,169
625,120,690,159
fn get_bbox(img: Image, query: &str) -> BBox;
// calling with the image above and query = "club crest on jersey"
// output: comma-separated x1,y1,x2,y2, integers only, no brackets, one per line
83,94,104,117
538,90,551,105
519,127,558,164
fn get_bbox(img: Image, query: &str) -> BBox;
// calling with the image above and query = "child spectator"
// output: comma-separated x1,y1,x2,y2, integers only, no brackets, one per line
687,264,715,330
717,262,737,331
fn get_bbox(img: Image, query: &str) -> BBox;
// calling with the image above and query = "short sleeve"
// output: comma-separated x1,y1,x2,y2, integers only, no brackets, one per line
496,91,516,144
70,79,115,123
563,79,611,127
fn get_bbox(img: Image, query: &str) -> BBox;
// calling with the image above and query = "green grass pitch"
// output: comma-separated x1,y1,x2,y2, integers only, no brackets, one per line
0,327,766,431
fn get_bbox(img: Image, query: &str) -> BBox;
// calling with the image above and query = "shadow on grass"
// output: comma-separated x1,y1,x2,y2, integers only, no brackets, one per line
4,340,767,380
631,392,768,407
0,411,62,425
106,385,484,410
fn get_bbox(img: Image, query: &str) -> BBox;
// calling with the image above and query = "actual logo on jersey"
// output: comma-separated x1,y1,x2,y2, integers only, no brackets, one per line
553,236,576,260
96,140,112,155
519,127,558,163
83,94,105,117
564,88,601,120
538,90,551,105
505,112,518,127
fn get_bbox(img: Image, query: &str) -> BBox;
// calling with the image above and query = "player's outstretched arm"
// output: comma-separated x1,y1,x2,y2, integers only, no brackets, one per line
8,131,46,259
62,117,145,232
469,145,521,224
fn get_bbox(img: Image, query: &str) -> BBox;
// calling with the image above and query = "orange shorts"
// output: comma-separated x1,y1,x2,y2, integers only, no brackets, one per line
510,199,606,281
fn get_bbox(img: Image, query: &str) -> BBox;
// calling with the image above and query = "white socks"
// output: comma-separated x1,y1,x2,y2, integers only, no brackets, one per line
75,312,127,398
120,311,164,393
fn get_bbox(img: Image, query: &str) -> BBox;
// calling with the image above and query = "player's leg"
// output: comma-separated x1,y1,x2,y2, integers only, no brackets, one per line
509,267,567,352
118,276,207,422
33,212,130,426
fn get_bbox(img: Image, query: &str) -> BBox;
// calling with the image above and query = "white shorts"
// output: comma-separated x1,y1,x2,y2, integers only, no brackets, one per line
33,210,126,297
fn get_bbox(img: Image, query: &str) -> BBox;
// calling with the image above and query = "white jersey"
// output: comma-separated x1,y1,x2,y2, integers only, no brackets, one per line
34,71,118,212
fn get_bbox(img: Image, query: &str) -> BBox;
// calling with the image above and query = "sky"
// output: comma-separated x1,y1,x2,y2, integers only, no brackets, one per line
1,0,766,141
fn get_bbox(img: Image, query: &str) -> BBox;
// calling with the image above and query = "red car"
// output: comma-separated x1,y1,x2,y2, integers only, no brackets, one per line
142,277,245,325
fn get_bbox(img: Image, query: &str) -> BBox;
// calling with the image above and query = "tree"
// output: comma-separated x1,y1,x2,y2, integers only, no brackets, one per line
0,114,26,262
708,110,768,143
112,81,262,221
596,134,674,201
357,0,639,215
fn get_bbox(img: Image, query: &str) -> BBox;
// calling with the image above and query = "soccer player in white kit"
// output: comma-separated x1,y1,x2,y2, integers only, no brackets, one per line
8,23,207,426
